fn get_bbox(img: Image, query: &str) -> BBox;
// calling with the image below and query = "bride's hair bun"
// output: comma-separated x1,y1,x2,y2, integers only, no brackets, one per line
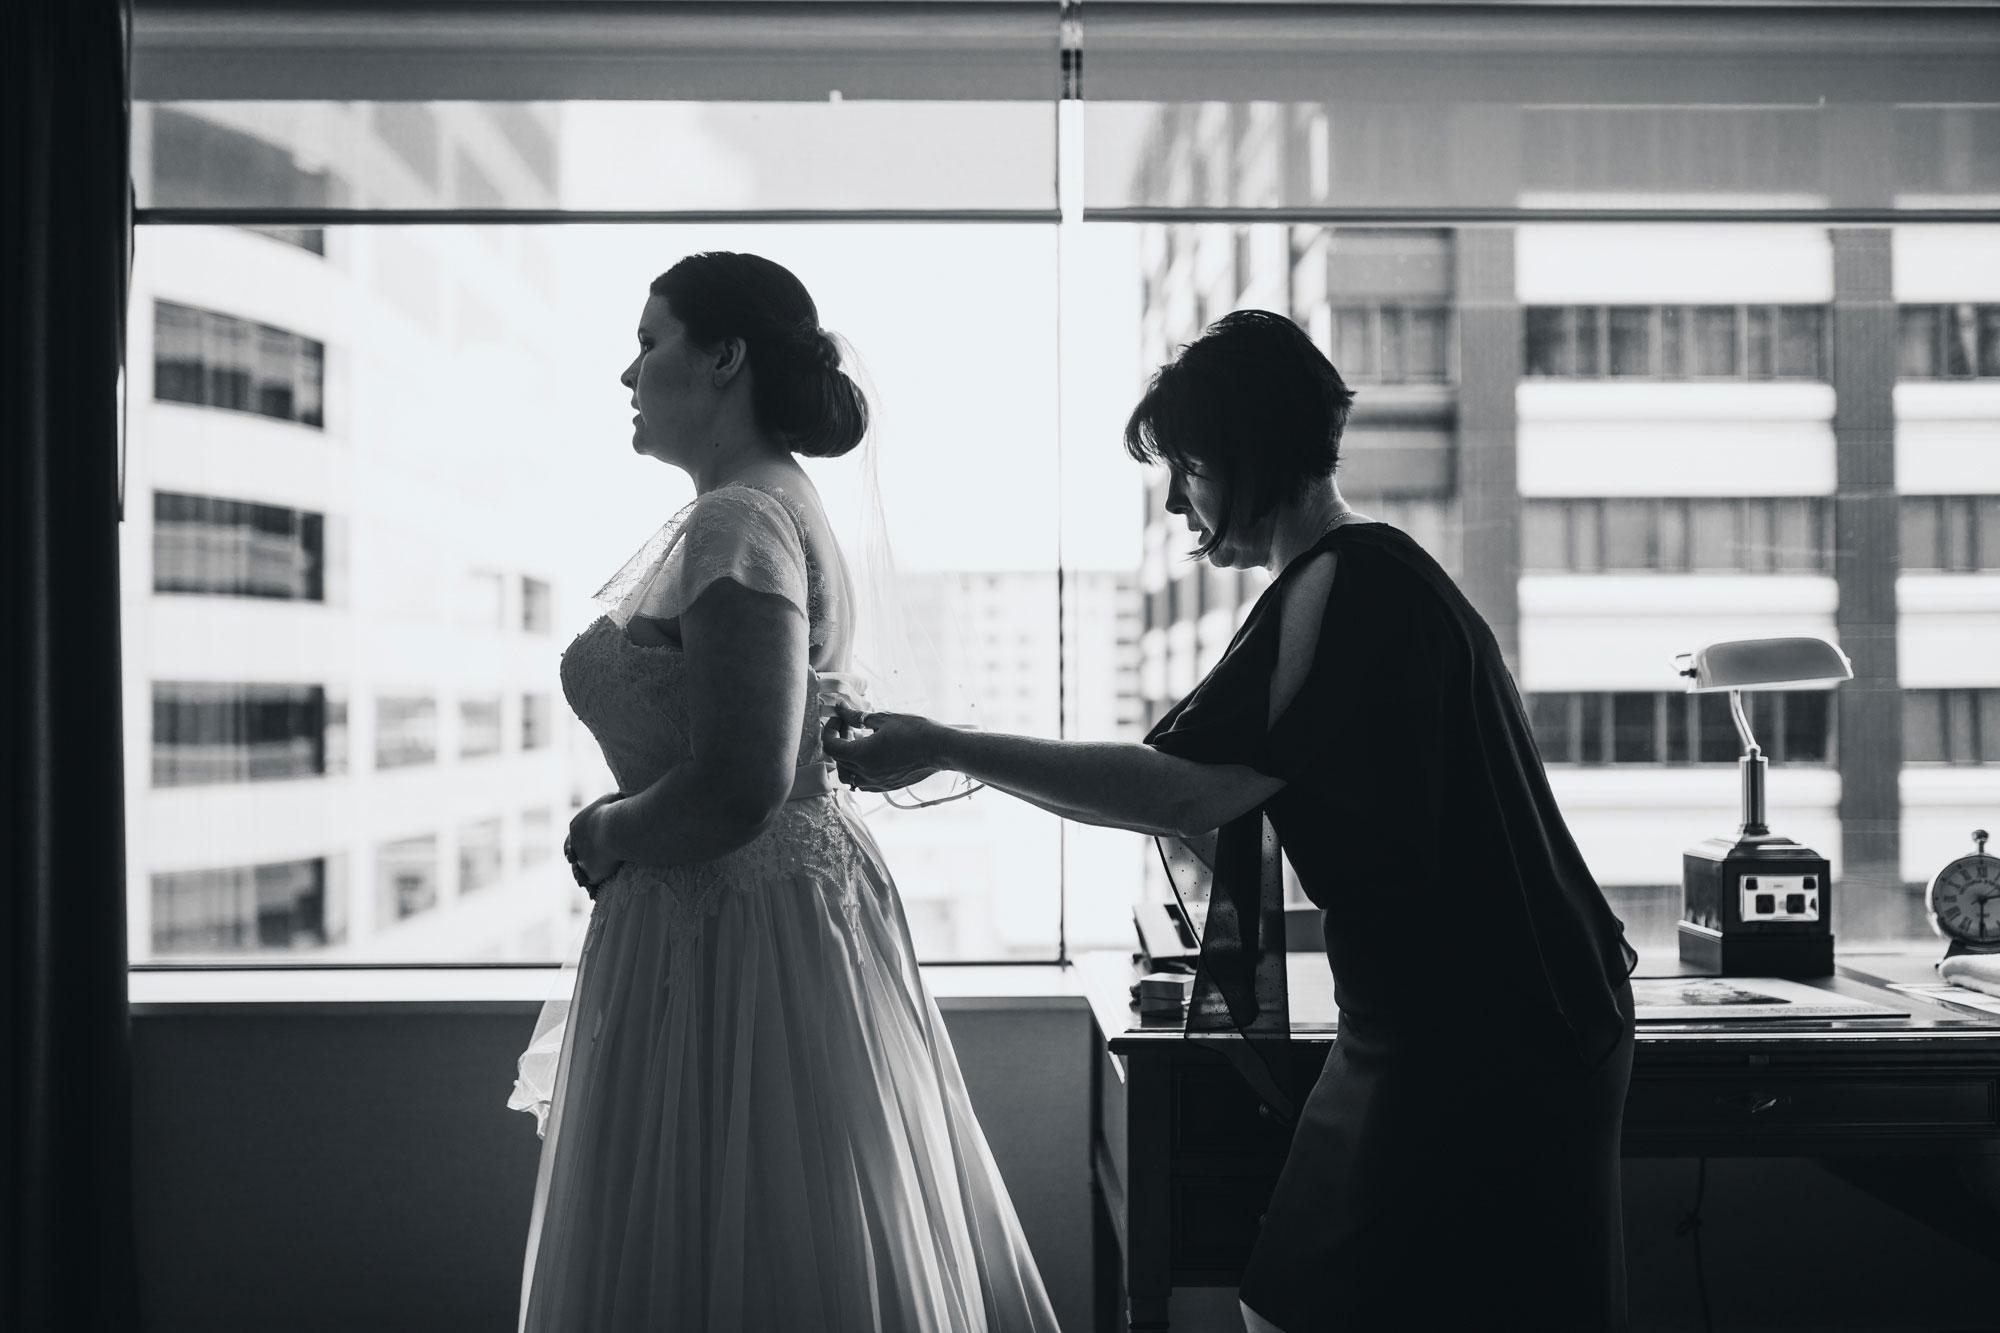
650,253,869,459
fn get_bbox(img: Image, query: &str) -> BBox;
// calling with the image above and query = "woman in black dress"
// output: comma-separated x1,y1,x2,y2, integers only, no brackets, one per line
826,310,1638,1332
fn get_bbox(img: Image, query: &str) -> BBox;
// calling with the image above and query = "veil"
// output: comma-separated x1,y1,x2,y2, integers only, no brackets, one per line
805,334,983,809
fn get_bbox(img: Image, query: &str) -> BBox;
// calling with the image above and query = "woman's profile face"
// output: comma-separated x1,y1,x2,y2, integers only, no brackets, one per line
1164,460,1272,569
620,294,727,467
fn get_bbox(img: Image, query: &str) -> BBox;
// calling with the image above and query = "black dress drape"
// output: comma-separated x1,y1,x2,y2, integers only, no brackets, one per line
1,3,139,1330
1146,522,1638,1331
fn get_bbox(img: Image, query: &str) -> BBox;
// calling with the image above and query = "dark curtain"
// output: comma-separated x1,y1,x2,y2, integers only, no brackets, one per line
1,1,140,1330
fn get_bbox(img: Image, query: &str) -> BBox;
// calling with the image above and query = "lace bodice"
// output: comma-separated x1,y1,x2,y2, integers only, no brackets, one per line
559,484,862,932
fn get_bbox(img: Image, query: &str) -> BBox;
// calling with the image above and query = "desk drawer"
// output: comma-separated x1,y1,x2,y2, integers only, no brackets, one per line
1626,1076,1999,1135
1171,1062,1297,1159
1171,1172,1277,1273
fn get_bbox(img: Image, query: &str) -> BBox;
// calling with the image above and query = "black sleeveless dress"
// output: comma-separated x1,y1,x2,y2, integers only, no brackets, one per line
1145,522,1638,1333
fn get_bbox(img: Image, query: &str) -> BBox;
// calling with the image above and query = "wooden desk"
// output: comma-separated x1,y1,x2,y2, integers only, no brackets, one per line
1082,949,2000,1332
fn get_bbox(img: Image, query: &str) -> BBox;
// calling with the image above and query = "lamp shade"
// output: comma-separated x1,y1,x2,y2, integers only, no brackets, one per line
1675,637,1853,693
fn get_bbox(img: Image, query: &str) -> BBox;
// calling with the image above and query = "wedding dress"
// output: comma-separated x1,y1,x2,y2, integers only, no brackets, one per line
512,482,1059,1333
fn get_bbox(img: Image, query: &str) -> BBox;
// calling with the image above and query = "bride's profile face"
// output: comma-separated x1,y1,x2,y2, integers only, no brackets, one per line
1163,460,1272,569
621,294,731,466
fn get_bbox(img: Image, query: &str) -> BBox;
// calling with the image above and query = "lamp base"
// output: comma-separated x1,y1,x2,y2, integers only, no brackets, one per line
1677,921,1834,977
1680,833,1834,978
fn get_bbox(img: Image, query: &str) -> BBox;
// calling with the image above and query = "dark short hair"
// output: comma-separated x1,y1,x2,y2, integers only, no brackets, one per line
1123,309,1357,561
650,252,869,458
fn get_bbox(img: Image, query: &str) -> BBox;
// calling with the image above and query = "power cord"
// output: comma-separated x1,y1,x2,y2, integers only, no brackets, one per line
1674,1156,1716,1333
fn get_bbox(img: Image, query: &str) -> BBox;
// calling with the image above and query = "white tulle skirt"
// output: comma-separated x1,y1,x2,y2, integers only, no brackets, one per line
510,794,1059,1333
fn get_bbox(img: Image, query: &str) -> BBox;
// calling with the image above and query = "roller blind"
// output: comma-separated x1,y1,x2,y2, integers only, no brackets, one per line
1082,3,2000,104
1079,2,2000,213
134,1,1062,100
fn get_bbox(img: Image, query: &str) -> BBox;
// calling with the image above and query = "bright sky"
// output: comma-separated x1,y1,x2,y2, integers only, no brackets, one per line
548,107,1150,580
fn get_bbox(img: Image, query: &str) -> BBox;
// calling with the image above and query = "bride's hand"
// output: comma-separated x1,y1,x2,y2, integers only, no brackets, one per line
823,705,946,791
565,793,626,895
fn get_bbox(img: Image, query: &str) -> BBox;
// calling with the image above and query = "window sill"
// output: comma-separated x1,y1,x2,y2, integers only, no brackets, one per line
127,962,1089,1016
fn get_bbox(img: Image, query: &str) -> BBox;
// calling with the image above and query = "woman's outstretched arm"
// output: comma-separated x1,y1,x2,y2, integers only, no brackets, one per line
826,712,1282,839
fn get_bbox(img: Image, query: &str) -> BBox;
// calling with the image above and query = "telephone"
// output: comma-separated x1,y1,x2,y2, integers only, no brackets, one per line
1134,900,1202,971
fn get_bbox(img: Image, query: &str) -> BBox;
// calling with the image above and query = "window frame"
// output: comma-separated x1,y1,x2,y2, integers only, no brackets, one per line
132,211,1074,970
122,5,2000,975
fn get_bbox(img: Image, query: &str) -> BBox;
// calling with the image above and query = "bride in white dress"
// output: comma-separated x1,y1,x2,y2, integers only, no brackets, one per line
512,252,1060,1332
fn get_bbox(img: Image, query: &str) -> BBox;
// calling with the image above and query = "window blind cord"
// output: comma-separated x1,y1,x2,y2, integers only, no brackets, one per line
1673,1156,1715,1333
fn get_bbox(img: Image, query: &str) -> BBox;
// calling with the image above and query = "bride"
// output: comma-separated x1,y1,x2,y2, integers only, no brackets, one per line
512,251,1059,1332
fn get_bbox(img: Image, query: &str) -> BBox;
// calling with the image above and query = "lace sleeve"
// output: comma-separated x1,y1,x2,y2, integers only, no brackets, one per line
595,486,810,631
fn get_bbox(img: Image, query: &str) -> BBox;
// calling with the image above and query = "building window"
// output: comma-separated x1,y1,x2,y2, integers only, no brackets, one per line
1529,691,1832,766
455,147,506,209
375,695,438,769
152,856,331,954
149,107,333,254
1897,108,2000,195
152,682,329,786
488,105,559,196
521,692,552,750
1523,305,1826,380
324,695,348,776
521,575,553,634
1898,305,2000,379
371,102,442,189
376,834,438,921
520,807,554,867
458,570,506,630
1902,496,2000,571
1522,499,1831,573
153,300,325,427
1326,303,1453,383
459,696,504,758
152,491,325,600
458,818,504,894
1905,689,2000,764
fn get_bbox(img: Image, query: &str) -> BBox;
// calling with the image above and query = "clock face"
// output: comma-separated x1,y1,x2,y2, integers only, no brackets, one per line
1929,855,2000,945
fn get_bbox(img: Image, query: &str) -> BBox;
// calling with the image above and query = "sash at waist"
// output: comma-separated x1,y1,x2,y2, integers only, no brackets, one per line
787,761,837,803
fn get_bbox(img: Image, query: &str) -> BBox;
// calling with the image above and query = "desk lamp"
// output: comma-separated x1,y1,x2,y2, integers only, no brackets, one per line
1674,637,1853,977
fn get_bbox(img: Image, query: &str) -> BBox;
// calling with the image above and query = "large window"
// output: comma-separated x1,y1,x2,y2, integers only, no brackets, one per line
126,6,1999,962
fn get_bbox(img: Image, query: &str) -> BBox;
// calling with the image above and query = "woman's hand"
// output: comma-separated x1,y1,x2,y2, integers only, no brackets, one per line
822,705,947,791
565,793,626,895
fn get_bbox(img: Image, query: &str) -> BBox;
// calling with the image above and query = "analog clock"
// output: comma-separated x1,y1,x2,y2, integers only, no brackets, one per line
1927,829,2000,958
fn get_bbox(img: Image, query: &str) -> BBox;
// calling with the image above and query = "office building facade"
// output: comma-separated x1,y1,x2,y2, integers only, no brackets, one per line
1129,104,2000,944
126,102,580,961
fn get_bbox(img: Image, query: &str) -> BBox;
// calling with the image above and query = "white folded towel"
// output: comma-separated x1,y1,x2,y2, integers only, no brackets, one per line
1940,952,2000,999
